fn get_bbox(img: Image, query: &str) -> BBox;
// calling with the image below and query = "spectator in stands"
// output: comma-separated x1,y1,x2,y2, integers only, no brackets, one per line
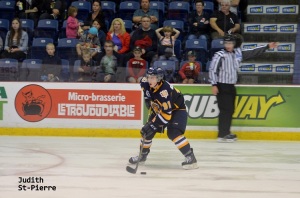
76,27,101,58
187,0,211,40
125,15,158,66
83,0,107,33
77,49,95,82
210,0,241,40
179,51,201,84
93,40,123,82
39,0,67,21
1,18,28,61
66,6,83,38
155,26,180,57
133,0,159,30
41,43,62,82
15,0,44,26
127,47,147,83
215,0,240,15
90,19,106,51
106,18,131,55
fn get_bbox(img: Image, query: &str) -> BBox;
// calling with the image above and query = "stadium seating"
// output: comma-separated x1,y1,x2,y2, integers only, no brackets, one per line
0,58,19,81
167,1,190,24
59,20,67,39
185,39,208,64
210,38,224,59
57,38,79,65
21,19,34,47
0,1,15,22
30,38,54,59
153,60,176,82
119,1,140,21
34,20,58,42
61,59,70,82
19,59,42,81
101,1,116,24
163,20,185,41
203,1,214,15
71,1,91,21
123,20,133,33
149,1,165,27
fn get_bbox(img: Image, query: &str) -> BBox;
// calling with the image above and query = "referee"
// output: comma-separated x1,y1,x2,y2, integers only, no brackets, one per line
209,35,278,142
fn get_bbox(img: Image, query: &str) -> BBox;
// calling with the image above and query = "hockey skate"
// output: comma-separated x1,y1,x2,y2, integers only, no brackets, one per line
217,134,238,143
182,148,198,170
128,151,149,165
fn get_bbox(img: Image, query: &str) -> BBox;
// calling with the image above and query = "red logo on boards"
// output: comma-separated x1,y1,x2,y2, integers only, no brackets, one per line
15,84,52,122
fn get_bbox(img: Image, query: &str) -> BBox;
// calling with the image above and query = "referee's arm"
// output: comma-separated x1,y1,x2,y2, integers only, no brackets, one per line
209,53,222,86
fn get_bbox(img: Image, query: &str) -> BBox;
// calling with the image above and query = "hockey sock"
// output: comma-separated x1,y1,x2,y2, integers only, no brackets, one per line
172,135,191,155
140,138,152,153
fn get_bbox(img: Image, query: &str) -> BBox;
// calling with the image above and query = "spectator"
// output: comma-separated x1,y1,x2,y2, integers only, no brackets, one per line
188,0,211,40
127,47,147,83
124,16,158,66
179,51,201,84
66,6,83,38
216,0,240,15
155,26,180,57
76,27,101,58
1,18,28,61
77,49,95,82
15,0,43,26
39,0,67,21
93,40,123,82
90,19,106,51
133,0,159,30
210,0,241,40
83,0,107,33
106,18,131,54
40,43,62,82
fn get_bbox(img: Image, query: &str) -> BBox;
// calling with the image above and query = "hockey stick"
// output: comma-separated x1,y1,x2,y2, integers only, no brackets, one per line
126,134,146,174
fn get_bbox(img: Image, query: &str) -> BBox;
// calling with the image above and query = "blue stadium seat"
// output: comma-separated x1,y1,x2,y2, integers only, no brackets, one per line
0,19,9,49
153,60,176,82
210,38,224,59
0,1,15,22
119,1,140,21
57,38,79,65
203,1,214,15
123,19,133,33
19,59,42,81
163,20,185,41
34,20,59,42
206,60,211,72
61,59,70,82
21,19,34,47
0,58,19,81
167,1,190,24
71,1,91,21
73,59,81,81
101,1,116,24
30,38,54,59
173,39,181,60
185,39,208,64
150,1,165,27
59,20,67,39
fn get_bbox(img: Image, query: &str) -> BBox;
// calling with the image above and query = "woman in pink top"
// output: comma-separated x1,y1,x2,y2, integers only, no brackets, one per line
66,6,82,38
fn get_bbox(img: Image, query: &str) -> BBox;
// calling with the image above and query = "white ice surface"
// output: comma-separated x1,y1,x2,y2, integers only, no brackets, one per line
0,137,300,198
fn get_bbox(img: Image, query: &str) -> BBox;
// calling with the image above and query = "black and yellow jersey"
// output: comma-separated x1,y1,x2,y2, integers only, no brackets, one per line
140,77,186,126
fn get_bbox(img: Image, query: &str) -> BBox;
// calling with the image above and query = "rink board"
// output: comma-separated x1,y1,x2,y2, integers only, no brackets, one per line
0,82,300,140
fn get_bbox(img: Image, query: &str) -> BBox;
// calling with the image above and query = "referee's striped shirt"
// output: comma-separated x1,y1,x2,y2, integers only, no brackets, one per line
209,45,269,85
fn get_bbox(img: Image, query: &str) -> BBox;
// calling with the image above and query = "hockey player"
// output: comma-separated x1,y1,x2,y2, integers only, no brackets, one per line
128,67,198,170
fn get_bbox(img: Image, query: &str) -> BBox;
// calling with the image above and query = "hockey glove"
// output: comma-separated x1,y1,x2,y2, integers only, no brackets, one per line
141,122,158,138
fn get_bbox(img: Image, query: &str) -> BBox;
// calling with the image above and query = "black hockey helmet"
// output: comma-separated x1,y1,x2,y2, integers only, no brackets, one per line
147,67,164,82
223,34,236,42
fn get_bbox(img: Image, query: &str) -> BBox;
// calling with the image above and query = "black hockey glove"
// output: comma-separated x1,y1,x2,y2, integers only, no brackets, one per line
141,122,158,138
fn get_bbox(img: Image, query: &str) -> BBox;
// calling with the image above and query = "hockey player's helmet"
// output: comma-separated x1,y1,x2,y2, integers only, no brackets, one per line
147,67,164,82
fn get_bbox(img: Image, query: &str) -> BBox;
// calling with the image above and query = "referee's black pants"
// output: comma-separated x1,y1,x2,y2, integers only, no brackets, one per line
216,83,236,138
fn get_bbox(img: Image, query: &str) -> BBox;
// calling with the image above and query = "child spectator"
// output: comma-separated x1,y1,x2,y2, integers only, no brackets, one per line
155,26,180,57
77,49,95,82
127,47,147,83
41,43,62,82
179,51,201,84
76,27,100,57
91,19,106,51
66,6,83,38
